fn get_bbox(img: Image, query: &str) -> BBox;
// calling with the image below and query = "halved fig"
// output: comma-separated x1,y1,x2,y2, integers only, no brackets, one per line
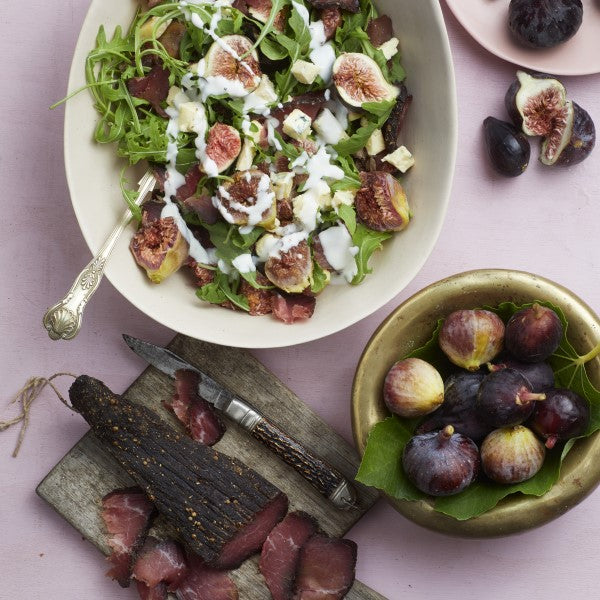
240,272,275,316
355,171,410,232
246,0,289,32
332,53,398,108
265,238,313,293
130,217,189,283
204,35,262,91
215,169,277,228
205,123,242,173
539,100,575,165
505,71,568,137
305,0,359,13
552,102,596,166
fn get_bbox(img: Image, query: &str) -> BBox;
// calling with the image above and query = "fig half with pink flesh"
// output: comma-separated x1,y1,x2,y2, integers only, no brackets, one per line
354,171,410,232
130,217,189,283
332,53,398,108
205,123,242,173
204,35,262,91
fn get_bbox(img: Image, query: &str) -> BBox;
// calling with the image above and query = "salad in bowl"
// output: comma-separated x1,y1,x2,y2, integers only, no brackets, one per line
85,0,414,323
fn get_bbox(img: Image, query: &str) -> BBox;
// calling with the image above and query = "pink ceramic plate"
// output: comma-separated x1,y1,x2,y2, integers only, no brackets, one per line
445,0,600,76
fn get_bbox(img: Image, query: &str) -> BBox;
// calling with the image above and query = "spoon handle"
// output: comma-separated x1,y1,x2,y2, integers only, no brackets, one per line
43,171,156,340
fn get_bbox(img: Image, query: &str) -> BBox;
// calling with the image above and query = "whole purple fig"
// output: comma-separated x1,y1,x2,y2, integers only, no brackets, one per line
439,309,505,371
481,426,545,484
505,303,563,363
530,388,590,448
477,368,546,427
488,358,555,392
417,372,493,442
402,425,480,496
383,358,444,418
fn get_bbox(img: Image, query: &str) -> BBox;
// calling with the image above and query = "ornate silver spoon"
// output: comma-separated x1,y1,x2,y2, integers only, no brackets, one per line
43,171,156,340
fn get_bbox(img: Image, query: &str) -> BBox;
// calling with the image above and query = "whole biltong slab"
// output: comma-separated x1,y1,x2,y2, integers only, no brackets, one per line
69,375,288,568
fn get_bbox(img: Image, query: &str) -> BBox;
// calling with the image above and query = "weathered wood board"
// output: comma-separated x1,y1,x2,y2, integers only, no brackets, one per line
37,335,385,600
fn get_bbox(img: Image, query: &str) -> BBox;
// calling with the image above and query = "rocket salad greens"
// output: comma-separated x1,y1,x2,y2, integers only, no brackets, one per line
83,0,414,322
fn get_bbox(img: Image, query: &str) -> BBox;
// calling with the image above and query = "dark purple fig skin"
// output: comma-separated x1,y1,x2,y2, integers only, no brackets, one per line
489,358,555,392
505,304,563,363
477,368,546,427
483,117,530,177
530,388,590,448
555,102,596,166
504,72,560,129
402,426,480,497
508,0,583,49
417,372,493,442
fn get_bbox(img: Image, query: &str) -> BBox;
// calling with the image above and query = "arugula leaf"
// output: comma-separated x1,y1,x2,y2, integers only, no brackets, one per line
260,37,288,61
350,223,392,285
119,169,143,222
337,203,356,235
309,261,330,294
333,104,394,156
362,99,397,118
239,270,274,290
196,270,249,311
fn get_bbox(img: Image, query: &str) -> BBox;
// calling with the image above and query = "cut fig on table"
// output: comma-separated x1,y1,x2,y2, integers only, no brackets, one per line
546,102,596,166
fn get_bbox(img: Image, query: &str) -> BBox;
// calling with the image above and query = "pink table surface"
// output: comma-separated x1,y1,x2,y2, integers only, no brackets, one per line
2,1,600,598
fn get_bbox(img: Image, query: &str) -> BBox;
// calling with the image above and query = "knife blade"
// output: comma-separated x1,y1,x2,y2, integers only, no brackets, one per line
123,334,358,510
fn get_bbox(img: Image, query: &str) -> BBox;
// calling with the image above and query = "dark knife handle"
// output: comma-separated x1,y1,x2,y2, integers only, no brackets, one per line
250,417,357,510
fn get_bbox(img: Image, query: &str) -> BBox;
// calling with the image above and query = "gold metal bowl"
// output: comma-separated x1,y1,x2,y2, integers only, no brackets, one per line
352,269,600,537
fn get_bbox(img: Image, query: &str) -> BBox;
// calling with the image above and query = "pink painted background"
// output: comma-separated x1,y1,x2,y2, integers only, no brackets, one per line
2,1,600,598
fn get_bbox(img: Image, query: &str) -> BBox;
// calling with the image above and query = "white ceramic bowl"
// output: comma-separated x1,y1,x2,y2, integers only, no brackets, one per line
64,0,457,348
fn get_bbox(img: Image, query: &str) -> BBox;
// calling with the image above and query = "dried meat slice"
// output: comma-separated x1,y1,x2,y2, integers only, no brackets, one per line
132,536,188,590
272,294,316,324
101,487,156,587
293,535,357,600
164,370,225,446
127,64,170,118
136,581,168,600
260,512,318,600
175,554,238,600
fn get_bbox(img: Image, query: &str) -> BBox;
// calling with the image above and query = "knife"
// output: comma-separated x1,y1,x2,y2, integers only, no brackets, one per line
123,334,358,511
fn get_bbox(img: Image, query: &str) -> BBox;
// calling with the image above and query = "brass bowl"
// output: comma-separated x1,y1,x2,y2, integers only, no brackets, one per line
352,269,600,537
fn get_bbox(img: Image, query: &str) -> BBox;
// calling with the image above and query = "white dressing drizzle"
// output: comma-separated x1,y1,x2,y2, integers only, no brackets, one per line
232,253,256,273
291,1,336,82
213,173,275,226
161,108,213,265
318,224,358,282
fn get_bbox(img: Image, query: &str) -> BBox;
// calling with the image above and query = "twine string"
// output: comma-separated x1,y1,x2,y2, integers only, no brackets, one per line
0,373,77,457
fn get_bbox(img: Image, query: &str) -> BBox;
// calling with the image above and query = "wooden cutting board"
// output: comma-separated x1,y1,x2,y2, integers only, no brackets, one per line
37,335,385,600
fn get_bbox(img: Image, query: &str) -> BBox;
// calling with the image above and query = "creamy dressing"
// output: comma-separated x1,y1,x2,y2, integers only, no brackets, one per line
213,173,275,227
318,224,358,282
291,1,336,83
269,231,309,259
160,106,213,265
232,253,256,273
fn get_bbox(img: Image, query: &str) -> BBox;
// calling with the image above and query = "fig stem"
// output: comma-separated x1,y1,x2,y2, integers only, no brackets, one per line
575,341,600,367
545,436,558,450
516,392,546,405
440,425,454,439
